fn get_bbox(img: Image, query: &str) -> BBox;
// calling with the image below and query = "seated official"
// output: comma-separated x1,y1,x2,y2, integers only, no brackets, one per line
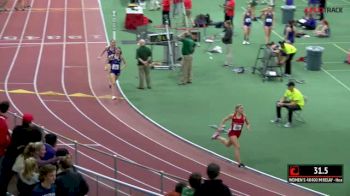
297,13,316,30
271,81,304,128
314,19,330,37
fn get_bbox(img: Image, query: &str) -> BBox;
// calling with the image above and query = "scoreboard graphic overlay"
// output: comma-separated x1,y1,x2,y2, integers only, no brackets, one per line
288,164,343,183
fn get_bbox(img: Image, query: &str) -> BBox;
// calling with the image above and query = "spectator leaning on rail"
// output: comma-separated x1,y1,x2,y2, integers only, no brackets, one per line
42,133,57,161
194,163,232,196
165,182,186,196
182,172,202,196
56,156,89,196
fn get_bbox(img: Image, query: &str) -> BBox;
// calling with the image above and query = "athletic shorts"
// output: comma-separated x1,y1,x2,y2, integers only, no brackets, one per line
228,130,242,138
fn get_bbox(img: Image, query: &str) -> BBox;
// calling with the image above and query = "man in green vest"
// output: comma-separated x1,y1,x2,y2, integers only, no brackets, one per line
178,31,196,85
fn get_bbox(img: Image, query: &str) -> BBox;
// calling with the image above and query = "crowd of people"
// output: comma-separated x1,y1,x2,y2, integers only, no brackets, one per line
0,101,89,196
166,163,232,196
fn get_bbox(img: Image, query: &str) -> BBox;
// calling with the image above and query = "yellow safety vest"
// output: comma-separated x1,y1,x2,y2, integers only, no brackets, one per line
283,43,297,54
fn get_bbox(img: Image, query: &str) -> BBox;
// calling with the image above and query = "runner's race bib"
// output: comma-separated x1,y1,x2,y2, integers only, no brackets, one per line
245,18,251,23
232,124,242,131
111,64,120,70
266,18,273,23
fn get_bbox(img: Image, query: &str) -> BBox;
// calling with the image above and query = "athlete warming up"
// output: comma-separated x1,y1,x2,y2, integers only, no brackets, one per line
212,104,251,168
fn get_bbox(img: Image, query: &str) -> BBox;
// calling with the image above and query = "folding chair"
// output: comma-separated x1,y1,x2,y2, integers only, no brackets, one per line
292,96,308,124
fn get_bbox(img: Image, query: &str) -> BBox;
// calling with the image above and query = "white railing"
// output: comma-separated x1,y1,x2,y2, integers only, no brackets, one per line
8,111,186,195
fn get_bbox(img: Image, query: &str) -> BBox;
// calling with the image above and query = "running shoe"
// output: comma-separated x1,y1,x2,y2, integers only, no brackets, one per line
211,131,220,140
238,163,245,168
112,96,117,100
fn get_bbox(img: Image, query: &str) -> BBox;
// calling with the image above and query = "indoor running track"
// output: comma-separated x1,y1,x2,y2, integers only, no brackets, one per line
0,0,321,195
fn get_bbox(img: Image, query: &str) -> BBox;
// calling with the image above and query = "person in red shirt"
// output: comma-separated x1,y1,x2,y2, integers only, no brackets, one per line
220,0,235,24
162,0,171,26
211,104,251,167
183,0,192,27
0,101,10,167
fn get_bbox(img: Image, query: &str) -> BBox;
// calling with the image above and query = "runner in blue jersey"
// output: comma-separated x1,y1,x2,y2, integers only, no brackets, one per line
262,6,273,44
284,20,295,43
108,49,126,100
98,40,122,88
242,6,252,45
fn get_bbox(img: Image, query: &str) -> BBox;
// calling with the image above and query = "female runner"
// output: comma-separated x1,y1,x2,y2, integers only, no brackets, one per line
212,104,251,167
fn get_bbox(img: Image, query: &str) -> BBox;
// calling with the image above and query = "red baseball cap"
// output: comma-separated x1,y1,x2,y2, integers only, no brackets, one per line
22,113,34,123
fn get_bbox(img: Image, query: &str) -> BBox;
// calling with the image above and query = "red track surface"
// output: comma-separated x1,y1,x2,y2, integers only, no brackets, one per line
0,0,322,195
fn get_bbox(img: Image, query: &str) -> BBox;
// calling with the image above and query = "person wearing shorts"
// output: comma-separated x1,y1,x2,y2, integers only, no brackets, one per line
212,104,251,167
98,40,122,89
109,50,126,100
242,6,252,44
262,6,274,44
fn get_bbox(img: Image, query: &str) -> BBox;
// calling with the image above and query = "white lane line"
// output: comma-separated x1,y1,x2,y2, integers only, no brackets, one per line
0,41,106,45
42,99,71,103
0,1,16,39
333,43,349,53
4,0,36,110
324,69,350,72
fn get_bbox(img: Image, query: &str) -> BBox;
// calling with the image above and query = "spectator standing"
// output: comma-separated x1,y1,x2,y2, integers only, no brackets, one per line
162,0,171,26
32,164,56,196
42,133,57,161
194,163,231,196
0,101,10,170
136,39,153,89
178,31,196,85
319,0,325,20
271,81,304,128
220,0,235,24
182,172,202,196
17,157,39,196
222,21,233,66
56,156,89,196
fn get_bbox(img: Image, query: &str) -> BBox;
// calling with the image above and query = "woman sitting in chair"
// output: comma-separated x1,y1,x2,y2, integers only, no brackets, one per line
314,19,330,37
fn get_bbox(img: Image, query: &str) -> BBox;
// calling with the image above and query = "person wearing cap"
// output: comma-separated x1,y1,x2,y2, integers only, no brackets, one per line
0,113,43,195
278,41,297,76
271,81,304,128
136,39,152,89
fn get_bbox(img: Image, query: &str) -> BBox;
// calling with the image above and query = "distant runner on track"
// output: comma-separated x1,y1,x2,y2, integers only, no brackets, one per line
98,40,121,87
98,40,126,100
211,104,251,168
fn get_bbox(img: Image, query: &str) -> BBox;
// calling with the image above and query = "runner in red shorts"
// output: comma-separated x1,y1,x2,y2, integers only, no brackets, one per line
211,104,251,167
